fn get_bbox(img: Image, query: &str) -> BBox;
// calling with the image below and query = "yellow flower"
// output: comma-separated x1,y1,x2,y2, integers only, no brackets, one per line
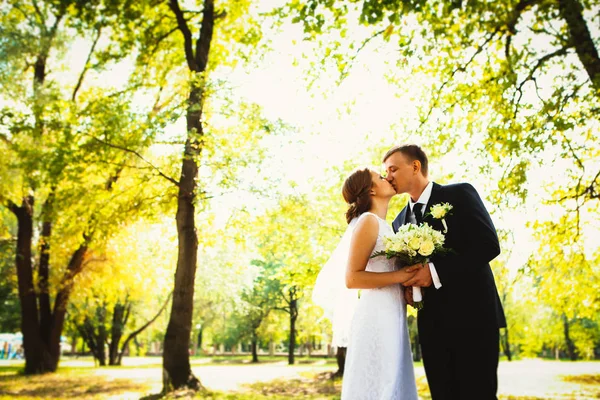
419,240,435,256
408,237,421,251
431,206,446,219
430,203,453,219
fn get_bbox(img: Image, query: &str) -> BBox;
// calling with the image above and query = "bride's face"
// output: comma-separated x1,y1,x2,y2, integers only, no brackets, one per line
370,170,396,198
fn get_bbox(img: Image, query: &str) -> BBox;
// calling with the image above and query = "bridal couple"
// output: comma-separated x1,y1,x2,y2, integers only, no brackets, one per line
313,144,506,400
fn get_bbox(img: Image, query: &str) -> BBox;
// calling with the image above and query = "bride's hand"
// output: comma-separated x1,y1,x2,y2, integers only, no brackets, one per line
404,263,425,273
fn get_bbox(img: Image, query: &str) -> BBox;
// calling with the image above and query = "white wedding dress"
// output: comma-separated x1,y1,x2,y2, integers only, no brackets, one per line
341,212,419,400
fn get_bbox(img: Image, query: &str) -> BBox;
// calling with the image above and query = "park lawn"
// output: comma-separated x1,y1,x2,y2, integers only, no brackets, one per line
0,359,599,399
0,366,150,400
0,366,345,400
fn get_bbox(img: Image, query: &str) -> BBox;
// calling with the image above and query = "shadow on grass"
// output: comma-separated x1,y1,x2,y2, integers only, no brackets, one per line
0,370,149,399
141,372,342,400
562,374,600,385
243,371,340,397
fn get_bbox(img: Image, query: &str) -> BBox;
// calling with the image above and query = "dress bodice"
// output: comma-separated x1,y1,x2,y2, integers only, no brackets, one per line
357,212,396,273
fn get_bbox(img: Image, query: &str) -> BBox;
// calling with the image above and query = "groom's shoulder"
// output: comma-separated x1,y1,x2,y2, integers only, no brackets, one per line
437,182,478,196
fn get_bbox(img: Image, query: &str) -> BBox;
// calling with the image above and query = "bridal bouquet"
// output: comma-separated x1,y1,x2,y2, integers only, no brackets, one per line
371,223,450,310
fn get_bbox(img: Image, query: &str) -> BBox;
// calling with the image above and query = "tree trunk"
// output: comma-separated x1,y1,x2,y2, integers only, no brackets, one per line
108,301,128,366
333,347,346,378
49,243,88,370
562,314,578,360
10,198,55,373
558,0,600,90
38,211,53,353
196,327,203,354
251,334,259,363
502,328,512,361
162,0,215,392
80,304,109,366
288,298,298,365
80,319,105,366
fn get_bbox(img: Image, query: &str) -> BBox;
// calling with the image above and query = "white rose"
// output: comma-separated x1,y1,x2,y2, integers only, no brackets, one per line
392,242,404,252
408,237,421,251
419,240,435,256
431,206,446,219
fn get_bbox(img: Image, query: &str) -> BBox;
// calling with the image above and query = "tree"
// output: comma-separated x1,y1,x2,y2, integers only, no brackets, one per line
252,193,341,364
528,215,600,360
0,0,170,373
159,0,217,389
68,220,177,365
104,0,271,390
240,261,281,363
74,292,172,366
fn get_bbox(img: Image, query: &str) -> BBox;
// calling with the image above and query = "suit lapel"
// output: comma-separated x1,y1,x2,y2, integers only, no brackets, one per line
393,205,409,233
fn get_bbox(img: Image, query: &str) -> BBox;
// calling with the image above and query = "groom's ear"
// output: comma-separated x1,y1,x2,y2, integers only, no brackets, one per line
413,160,422,174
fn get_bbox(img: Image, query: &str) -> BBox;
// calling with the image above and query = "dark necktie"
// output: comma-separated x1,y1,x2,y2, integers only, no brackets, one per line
413,203,424,225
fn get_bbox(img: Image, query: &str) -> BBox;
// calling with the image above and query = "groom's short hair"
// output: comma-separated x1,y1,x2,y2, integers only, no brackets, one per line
383,144,429,177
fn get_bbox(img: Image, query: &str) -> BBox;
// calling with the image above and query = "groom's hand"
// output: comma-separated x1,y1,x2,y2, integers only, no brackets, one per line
403,263,433,288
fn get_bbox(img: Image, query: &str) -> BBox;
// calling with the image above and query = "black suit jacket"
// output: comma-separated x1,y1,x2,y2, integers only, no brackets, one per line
393,182,506,341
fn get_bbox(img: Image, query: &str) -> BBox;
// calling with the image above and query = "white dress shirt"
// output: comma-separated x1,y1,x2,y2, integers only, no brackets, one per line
407,181,443,289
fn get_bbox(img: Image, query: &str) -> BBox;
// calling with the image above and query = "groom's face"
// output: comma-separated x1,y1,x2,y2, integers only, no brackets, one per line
384,152,415,194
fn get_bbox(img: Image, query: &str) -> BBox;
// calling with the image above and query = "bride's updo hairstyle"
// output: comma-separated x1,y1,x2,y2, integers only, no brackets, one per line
342,168,373,224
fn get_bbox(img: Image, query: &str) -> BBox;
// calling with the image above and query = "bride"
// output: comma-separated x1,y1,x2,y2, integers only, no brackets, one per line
314,168,419,400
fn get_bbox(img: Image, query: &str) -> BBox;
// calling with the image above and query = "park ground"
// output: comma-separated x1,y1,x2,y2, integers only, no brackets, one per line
0,356,599,399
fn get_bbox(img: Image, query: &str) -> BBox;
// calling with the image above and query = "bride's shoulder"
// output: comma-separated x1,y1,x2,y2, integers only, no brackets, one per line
352,213,380,237
355,213,390,235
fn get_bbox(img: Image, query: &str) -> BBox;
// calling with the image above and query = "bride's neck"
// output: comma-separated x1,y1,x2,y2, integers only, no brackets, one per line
369,199,389,221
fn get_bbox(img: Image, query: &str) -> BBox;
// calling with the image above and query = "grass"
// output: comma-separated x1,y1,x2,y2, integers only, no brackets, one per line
0,359,599,399
0,368,149,400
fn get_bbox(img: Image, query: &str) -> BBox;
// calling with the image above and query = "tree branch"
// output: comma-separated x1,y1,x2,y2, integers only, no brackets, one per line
2,197,19,215
72,26,102,102
145,26,180,59
195,0,215,72
31,0,46,31
118,291,173,362
513,45,572,117
88,135,180,186
504,0,541,71
420,28,500,128
517,46,571,93
339,28,386,83
169,0,199,71
0,132,12,145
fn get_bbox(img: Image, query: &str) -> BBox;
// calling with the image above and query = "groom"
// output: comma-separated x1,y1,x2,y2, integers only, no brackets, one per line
383,144,506,400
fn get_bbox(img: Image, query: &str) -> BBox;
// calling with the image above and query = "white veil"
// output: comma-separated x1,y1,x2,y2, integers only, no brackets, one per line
312,218,360,348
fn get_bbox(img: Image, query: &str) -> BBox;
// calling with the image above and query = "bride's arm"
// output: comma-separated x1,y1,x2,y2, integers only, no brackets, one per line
345,215,416,289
